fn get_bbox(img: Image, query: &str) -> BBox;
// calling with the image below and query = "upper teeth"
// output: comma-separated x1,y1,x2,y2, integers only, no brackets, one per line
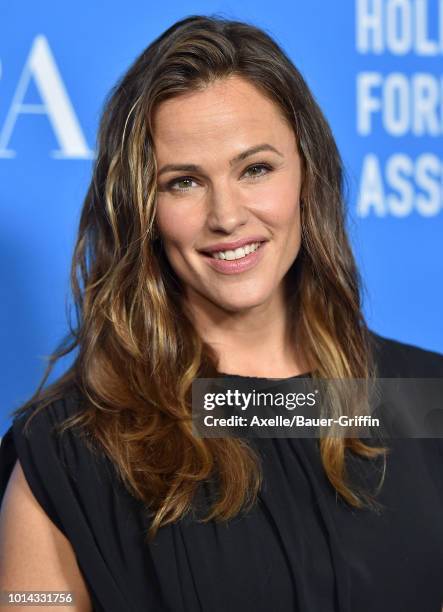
211,242,262,260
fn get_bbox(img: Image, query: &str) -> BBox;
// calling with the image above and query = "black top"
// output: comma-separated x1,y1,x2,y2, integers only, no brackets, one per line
1,331,443,612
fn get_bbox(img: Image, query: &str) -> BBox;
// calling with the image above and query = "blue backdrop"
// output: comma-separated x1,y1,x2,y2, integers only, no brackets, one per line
1,1,442,434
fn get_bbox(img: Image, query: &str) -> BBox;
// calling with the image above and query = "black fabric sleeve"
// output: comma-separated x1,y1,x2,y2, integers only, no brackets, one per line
0,399,76,536
0,393,133,611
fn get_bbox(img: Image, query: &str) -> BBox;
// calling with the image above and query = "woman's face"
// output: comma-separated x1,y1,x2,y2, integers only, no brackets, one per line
153,75,303,314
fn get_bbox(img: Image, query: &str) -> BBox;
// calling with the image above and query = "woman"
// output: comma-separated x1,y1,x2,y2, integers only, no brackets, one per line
1,14,442,612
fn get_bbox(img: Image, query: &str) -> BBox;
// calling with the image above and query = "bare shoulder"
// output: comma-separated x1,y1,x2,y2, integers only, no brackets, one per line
0,459,92,612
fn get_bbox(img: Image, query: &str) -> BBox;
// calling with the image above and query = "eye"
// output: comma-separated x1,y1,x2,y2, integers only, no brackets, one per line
164,162,273,193
243,163,273,179
166,176,199,193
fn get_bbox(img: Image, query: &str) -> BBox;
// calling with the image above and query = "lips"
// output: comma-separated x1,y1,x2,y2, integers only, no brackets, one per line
202,239,267,274
199,236,268,255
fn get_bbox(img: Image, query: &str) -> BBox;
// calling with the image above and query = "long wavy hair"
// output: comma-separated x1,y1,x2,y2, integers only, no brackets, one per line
13,14,387,541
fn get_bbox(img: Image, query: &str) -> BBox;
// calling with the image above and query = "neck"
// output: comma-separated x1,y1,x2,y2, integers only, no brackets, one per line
183,287,308,378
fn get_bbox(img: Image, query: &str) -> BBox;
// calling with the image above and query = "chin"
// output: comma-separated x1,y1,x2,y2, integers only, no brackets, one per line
211,292,272,314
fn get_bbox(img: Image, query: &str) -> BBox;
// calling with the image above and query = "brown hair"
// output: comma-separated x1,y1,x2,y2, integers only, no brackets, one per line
13,14,387,541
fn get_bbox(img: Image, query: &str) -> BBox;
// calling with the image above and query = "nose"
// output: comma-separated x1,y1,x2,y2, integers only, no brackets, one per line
205,181,249,234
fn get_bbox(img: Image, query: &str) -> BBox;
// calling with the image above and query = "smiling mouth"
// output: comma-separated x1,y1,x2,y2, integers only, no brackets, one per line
200,241,265,260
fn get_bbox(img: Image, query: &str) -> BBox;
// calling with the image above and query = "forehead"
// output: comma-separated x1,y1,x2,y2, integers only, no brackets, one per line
152,76,295,158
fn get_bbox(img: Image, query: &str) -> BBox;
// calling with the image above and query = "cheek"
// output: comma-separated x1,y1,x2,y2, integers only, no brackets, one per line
258,180,301,227
155,201,201,247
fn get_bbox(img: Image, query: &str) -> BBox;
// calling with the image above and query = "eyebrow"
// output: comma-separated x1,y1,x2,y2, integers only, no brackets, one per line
157,143,283,177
